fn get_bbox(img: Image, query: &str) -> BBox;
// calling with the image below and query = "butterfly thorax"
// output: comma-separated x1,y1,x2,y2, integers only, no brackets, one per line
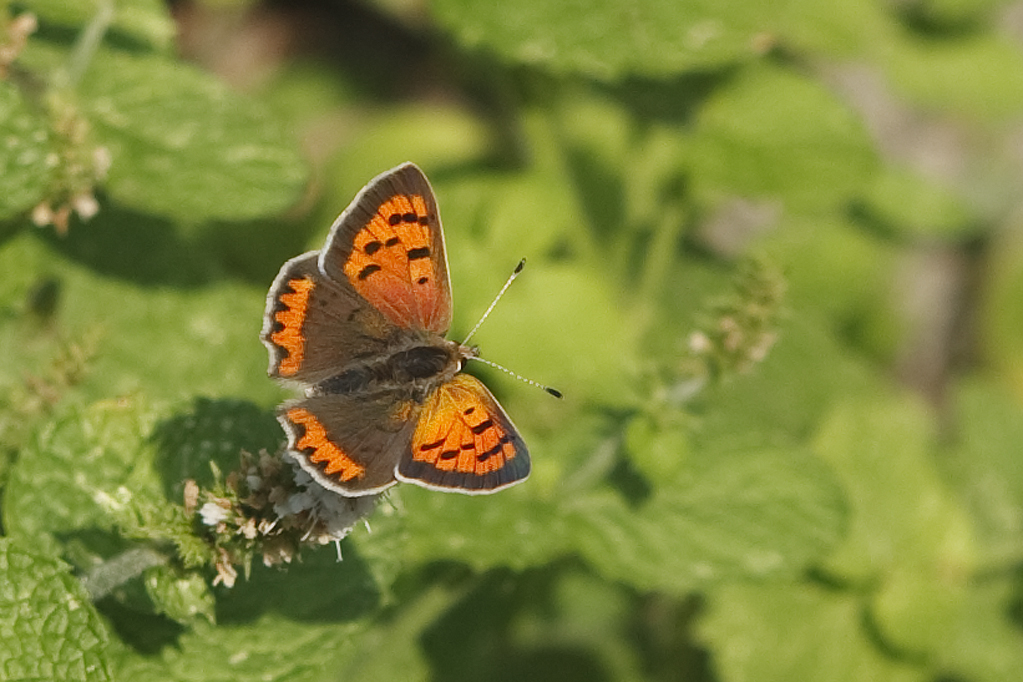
313,336,476,403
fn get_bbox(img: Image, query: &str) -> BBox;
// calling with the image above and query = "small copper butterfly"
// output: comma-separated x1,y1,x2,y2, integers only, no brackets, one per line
261,163,530,495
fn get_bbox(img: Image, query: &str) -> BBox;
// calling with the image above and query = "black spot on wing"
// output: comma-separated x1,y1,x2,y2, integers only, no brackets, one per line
470,419,494,435
477,435,512,461
358,263,381,280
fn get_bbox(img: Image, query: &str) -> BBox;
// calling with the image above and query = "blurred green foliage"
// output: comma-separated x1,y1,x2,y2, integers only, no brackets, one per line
1,0,1022,680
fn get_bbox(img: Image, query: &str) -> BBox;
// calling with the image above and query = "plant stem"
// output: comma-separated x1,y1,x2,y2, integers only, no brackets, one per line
633,199,685,336
63,0,114,87
80,547,168,601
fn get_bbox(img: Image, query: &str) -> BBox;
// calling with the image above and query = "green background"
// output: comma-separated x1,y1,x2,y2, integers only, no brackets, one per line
2,0,1023,680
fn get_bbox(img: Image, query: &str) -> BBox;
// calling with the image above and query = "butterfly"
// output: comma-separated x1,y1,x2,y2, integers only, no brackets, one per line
261,163,530,495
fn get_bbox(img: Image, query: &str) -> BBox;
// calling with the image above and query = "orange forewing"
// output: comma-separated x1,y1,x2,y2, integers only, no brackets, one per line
320,164,451,333
343,193,445,331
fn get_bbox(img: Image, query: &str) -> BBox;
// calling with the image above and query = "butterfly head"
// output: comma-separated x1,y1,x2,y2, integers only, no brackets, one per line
457,343,481,369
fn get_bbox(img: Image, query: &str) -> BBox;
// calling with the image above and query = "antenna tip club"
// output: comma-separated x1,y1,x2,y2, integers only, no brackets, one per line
545,387,563,399
514,258,526,274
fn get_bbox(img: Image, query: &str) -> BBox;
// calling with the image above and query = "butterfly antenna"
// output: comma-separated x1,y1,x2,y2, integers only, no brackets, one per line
468,356,563,399
462,258,563,399
461,258,526,346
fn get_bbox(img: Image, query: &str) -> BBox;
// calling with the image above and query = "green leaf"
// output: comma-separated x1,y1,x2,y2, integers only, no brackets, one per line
215,544,382,623
2,395,283,574
925,578,1023,682
623,411,691,483
885,33,1023,119
0,81,53,221
442,168,593,267
408,565,643,681
0,231,279,403
102,546,383,681
74,277,272,400
941,381,1023,565
566,448,847,593
698,582,926,682
871,570,1023,681
79,49,307,222
696,314,881,445
17,0,177,50
0,537,113,682
908,0,1015,26
114,547,382,681
3,397,164,556
328,105,495,199
338,583,451,682
860,165,979,240
150,397,282,500
774,0,899,58
811,394,976,584
112,618,366,682
431,0,769,80
143,565,215,626
688,64,877,213
464,262,637,408
758,216,902,361
378,484,570,572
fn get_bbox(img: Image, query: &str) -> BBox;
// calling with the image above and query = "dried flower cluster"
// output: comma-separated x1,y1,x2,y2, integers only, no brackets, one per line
30,105,110,234
667,257,786,405
188,450,378,587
